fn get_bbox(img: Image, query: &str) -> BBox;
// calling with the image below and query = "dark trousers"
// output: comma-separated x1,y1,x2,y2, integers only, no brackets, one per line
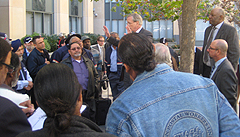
202,63,211,78
82,90,96,123
109,72,125,100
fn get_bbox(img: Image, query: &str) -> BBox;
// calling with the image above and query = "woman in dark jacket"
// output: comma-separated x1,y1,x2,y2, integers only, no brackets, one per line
17,63,115,137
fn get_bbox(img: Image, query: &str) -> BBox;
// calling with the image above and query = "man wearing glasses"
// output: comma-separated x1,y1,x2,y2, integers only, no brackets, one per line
208,39,238,112
61,42,99,123
0,38,32,136
200,7,239,78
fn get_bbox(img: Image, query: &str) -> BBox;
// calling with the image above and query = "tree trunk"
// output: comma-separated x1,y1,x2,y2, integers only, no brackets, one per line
178,14,182,52
180,0,200,73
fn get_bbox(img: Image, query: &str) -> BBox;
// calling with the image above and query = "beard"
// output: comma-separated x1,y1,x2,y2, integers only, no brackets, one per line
19,56,23,62
11,72,19,87
27,45,35,51
73,52,81,57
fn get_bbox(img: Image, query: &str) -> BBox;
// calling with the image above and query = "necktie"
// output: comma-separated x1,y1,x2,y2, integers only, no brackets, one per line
210,64,215,79
203,26,217,66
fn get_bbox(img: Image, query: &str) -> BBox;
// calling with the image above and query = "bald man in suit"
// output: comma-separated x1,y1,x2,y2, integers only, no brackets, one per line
208,39,238,112
199,7,239,78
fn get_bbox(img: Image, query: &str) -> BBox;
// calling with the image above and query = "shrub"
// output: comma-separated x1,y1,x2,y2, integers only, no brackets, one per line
21,32,58,52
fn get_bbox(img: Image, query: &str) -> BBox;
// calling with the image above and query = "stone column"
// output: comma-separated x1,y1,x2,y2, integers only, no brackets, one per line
54,0,69,35
93,0,105,35
0,0,26,40
82,0,94,33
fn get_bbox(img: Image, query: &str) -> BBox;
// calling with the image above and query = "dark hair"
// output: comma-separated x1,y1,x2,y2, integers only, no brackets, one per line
34,63,82,136
118,33,156,73
10,52,20,71
32,36,42,44
0,38,11,67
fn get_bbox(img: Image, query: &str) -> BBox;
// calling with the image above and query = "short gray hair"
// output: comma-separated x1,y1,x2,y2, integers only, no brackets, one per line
69,36,80,44
127,13,143,25
155,43,172,67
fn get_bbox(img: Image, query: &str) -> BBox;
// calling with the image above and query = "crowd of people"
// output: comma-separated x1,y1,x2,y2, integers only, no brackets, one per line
0,7,240,136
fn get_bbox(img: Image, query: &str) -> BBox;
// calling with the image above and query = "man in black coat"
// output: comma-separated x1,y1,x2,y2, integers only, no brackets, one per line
208,39,238,112
0,38,31,136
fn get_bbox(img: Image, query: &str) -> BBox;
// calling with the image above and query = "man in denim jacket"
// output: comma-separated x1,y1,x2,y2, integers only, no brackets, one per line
105,33,240,136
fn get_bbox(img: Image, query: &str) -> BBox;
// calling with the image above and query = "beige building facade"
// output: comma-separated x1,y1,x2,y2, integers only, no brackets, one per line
0,0,105,40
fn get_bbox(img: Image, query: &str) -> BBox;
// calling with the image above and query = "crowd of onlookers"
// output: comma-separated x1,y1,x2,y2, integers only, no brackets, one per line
0,7,240,137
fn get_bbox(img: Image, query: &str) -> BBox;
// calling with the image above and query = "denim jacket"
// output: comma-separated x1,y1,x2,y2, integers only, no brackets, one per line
106,64,240,137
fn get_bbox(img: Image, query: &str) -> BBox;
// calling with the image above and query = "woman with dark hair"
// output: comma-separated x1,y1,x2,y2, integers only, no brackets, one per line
17,63,115,137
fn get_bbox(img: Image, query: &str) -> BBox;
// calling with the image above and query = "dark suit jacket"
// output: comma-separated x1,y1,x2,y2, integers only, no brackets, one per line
200,22,240,76
0,96,31,137
139,28,153,42
211,59,238,111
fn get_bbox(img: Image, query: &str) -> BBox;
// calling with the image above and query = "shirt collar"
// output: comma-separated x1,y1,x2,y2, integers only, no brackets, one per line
136,26,143,33
215,21,224,29
215,56,227,68
111,45,117,50
25,48,30,54
71,56,82,63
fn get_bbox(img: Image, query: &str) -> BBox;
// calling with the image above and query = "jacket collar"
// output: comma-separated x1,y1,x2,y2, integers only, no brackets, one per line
133,63,172,85
34,48,45,56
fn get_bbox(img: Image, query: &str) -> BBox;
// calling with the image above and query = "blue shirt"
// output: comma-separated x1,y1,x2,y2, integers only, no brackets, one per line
71,57,89,90
110,46,117,72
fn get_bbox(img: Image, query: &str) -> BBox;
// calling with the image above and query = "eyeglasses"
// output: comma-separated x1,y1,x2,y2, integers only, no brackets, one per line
70,47,81,51
98,40,104,42
208,47,218,51
1,62,15,73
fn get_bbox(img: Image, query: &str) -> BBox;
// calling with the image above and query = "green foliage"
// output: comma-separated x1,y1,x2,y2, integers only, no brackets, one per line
117,0,183,22
172,44,180,49
21,32,58,52
41,34,58,52
113,0,239,26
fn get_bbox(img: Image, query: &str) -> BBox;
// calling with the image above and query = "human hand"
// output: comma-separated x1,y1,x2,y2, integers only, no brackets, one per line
45,58,50,64
126,25,132,34
28,81,33,88
19,100,35,117
24,81,33,90
103,26,110,38
24,86,31,90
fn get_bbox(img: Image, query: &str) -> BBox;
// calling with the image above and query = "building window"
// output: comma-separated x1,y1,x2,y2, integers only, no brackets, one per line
26,0,53,35
32,0,45,11
105,0,117,2
235,24,240,39
69,0,82,34
195,20,209,41
105,1,173,40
